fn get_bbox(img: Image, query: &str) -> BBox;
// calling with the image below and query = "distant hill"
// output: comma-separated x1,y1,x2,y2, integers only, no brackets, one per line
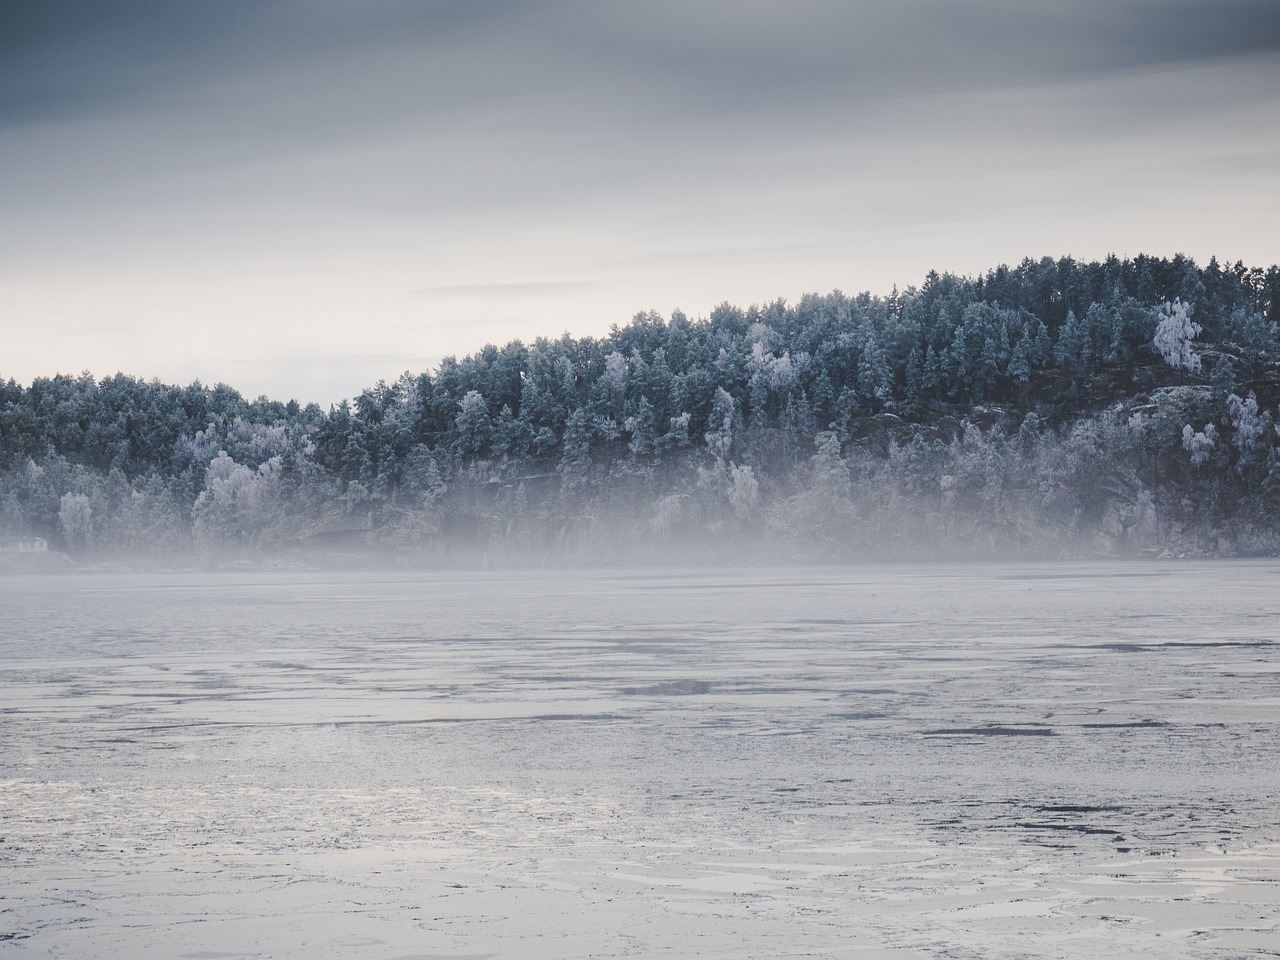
3,254,1279,563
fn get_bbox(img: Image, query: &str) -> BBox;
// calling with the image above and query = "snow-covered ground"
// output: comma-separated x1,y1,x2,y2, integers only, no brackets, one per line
1,563,1277,959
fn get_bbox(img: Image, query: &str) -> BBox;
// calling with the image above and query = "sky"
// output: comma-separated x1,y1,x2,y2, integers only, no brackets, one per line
2,1,1278,406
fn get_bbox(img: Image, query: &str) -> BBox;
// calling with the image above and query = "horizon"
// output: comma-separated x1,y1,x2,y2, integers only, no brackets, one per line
6,249,1272,408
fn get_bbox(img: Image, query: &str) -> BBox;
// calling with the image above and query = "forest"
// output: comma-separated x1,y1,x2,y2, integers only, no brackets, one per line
4,253,1280,566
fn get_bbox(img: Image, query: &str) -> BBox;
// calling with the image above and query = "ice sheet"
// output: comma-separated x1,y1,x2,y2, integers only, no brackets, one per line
1,562,1277,958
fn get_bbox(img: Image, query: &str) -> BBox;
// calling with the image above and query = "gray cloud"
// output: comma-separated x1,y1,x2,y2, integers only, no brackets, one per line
0,1,516,125
4,1,1277,130
6,1,1275,201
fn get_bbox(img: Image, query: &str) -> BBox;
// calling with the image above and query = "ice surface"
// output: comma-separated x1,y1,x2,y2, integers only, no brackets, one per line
1,562,1278,958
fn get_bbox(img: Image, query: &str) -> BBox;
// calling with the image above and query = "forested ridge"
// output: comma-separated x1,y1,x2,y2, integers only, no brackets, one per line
5,253,1280,565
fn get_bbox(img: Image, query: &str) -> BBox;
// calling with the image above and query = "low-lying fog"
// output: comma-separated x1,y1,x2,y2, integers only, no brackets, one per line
2,563,1277,959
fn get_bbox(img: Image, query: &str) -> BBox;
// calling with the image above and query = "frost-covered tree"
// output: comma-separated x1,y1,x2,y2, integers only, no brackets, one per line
747,342,801,422
659,411,691,451
704,387,737,462
727,463,759,518
558,408,592,496
601,351,628,417
1182,423,1216,467
779,430,856,552
191,452,285,553
455,390,492,455
810,431,850,497
856,335,892,407
59,492,93,549
624,396,657,459
1226,393,1265,459
1054,309,1090,371
1008,334,1033,386
1154,299,1202,372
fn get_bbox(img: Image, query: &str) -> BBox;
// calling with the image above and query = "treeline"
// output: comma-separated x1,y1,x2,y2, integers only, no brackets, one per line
4,253,1280,564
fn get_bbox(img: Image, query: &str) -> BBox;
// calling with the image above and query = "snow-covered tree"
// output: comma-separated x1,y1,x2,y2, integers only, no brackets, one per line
1226,392,1266,467
1182,423,1216,466
455,390,492,455
856,335,892,406
624,397,656,458
558,408,592,496
191,452,285,553
1054,309,1090,371
1154,299,1201,372
810,431,850,498
727,463,759,518
602,351,628,416
658,411,691,450
59,492,93,549
704,387,737,462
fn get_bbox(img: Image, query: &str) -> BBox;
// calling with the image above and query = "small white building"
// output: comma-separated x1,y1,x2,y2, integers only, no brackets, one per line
0,536,48,553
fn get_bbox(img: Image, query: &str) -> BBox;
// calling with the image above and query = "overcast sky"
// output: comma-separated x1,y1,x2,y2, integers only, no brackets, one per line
2,0,1278,405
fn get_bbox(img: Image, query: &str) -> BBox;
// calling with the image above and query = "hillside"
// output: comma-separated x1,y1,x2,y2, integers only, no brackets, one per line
3,254,1280,564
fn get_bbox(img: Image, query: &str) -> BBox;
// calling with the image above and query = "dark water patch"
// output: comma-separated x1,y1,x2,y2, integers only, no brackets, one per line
1168,640,1276,648
843,688,898,696
604,642,693,656
1083,643,1156,653
1037,804,1124,814
1016,822,1125,837
655,580,842,592
923,726,1057,737
520,675,597,683
370,636,514,646
1079,720,1169,729
833,711,888,721
1002,571,1150,581
122,713,627,732
621,680,711,696
1080,640,1275,653
747,728,812,738
733,684,826,696
382,953,498,959
780,619,900,630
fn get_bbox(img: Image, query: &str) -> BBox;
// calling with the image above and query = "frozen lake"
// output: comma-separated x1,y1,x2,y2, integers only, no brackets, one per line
1,563,1278,959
